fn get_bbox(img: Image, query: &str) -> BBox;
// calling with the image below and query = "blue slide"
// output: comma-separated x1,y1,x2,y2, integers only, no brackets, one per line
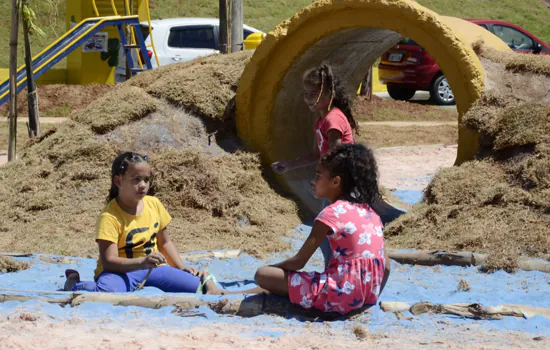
0,16,151,106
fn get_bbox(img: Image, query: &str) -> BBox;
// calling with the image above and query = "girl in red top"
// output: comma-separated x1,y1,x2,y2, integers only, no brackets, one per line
272,64,361,268
272,64,359,173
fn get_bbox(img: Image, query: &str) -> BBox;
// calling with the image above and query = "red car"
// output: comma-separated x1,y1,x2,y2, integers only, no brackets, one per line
378,19,550,105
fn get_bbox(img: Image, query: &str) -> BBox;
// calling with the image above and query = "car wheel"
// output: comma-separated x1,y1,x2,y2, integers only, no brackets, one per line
430,75,455,105
387,85,416,101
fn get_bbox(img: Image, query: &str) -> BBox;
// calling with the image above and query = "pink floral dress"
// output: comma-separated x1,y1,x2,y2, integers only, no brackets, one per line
288,200,386,314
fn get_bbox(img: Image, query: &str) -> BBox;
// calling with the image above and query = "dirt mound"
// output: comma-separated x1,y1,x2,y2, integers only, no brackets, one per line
0,53,299,258
0,84,112,119
385,48,550,271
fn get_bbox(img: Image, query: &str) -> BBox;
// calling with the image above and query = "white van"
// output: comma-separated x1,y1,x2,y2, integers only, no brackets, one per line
115,18,263,82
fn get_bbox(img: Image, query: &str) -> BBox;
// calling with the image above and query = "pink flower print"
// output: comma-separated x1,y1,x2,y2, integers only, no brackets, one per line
357,207,367,217
375,225,384,237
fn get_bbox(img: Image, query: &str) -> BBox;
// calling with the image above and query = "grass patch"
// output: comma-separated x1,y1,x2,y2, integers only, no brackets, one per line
0,122,57,151
0,256,30,273
354,96,457,122
2,0,549,69
357,124,457,148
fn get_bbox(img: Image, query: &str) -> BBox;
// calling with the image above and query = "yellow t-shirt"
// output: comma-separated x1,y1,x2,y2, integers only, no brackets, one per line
93,195,172,279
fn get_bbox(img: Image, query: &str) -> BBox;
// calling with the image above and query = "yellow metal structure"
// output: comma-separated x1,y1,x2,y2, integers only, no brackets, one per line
65,0,158,85
91,0,160,68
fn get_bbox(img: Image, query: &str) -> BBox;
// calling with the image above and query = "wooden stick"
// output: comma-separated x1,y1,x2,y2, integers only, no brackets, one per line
388,250,475,267
0,253,33,257
389,249,550,273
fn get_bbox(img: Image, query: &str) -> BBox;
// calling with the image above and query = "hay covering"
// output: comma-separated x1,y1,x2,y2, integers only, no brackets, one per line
0,257,30,273
385,55,550,271
473,41,550,77
73,86,158,134
0,52,299,258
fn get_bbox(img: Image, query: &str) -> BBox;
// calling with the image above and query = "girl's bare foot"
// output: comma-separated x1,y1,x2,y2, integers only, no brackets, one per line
200,272,226,295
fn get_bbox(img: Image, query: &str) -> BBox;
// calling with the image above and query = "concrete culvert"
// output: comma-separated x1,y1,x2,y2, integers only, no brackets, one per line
237,0,510,214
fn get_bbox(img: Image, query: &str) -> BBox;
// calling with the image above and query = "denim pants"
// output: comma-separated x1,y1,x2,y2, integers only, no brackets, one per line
72,265,200,293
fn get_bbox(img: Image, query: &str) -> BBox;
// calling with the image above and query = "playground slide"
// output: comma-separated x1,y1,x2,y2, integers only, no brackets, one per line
0,15,146,106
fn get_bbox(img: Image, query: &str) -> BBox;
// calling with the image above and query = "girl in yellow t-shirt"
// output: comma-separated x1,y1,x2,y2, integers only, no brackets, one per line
63,152,206,293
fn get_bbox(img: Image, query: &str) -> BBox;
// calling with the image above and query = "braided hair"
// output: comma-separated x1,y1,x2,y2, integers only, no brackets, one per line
107,152,150,203
320,144,379,205
303,64,360,135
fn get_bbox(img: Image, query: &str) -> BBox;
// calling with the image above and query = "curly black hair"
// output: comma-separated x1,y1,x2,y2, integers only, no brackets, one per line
320,144,379,205
107,152,150,203
303,63,360,135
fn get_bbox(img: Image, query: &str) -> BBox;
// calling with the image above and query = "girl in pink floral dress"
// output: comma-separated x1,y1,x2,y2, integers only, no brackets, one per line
255,144,390,314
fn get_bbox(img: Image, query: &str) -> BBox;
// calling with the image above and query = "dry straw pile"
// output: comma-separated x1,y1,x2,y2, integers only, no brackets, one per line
0,51,300,258
386,44,550,271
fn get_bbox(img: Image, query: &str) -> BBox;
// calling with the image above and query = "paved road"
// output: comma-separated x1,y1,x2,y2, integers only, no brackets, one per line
374,91,458,110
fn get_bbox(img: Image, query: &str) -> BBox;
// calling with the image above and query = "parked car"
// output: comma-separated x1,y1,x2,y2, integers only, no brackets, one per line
115,18,264,83
378,19,550,105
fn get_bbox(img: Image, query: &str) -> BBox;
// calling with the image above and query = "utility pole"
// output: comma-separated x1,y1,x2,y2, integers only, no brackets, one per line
219,0,229,54
8,0,20,161
22,0,40,138
230,0,243,53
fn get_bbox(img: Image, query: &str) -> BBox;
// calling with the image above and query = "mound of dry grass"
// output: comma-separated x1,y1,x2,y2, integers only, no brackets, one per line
0,257,30,273
73,86,158,134
473,41,550,77
0,52,299,258
385,58,550,271
130,51,252,122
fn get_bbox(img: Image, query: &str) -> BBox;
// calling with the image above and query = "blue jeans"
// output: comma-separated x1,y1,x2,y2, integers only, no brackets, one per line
72,265,200,293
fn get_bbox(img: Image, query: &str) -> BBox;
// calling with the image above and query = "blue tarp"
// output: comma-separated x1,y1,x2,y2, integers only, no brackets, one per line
1,190,549,337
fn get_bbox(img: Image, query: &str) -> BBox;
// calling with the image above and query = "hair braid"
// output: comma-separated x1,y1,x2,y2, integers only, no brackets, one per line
304,63,361,135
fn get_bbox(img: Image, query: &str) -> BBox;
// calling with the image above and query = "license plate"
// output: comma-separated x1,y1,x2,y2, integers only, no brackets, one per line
388,53,403,62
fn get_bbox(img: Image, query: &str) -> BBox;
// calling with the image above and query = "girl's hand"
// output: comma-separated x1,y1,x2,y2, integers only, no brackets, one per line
142,252,166,269
182,267,200,276
272,161,290,174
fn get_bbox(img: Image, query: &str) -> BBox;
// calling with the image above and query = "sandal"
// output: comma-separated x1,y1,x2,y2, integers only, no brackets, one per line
64,269,80,291
197,272,218,294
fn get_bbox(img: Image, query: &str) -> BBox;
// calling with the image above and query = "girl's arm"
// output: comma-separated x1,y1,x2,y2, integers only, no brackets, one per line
272,221,330,271
98,239,165,273
157,227,184,269
380,247,391,295
273,138,320,173
327,129,343,150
